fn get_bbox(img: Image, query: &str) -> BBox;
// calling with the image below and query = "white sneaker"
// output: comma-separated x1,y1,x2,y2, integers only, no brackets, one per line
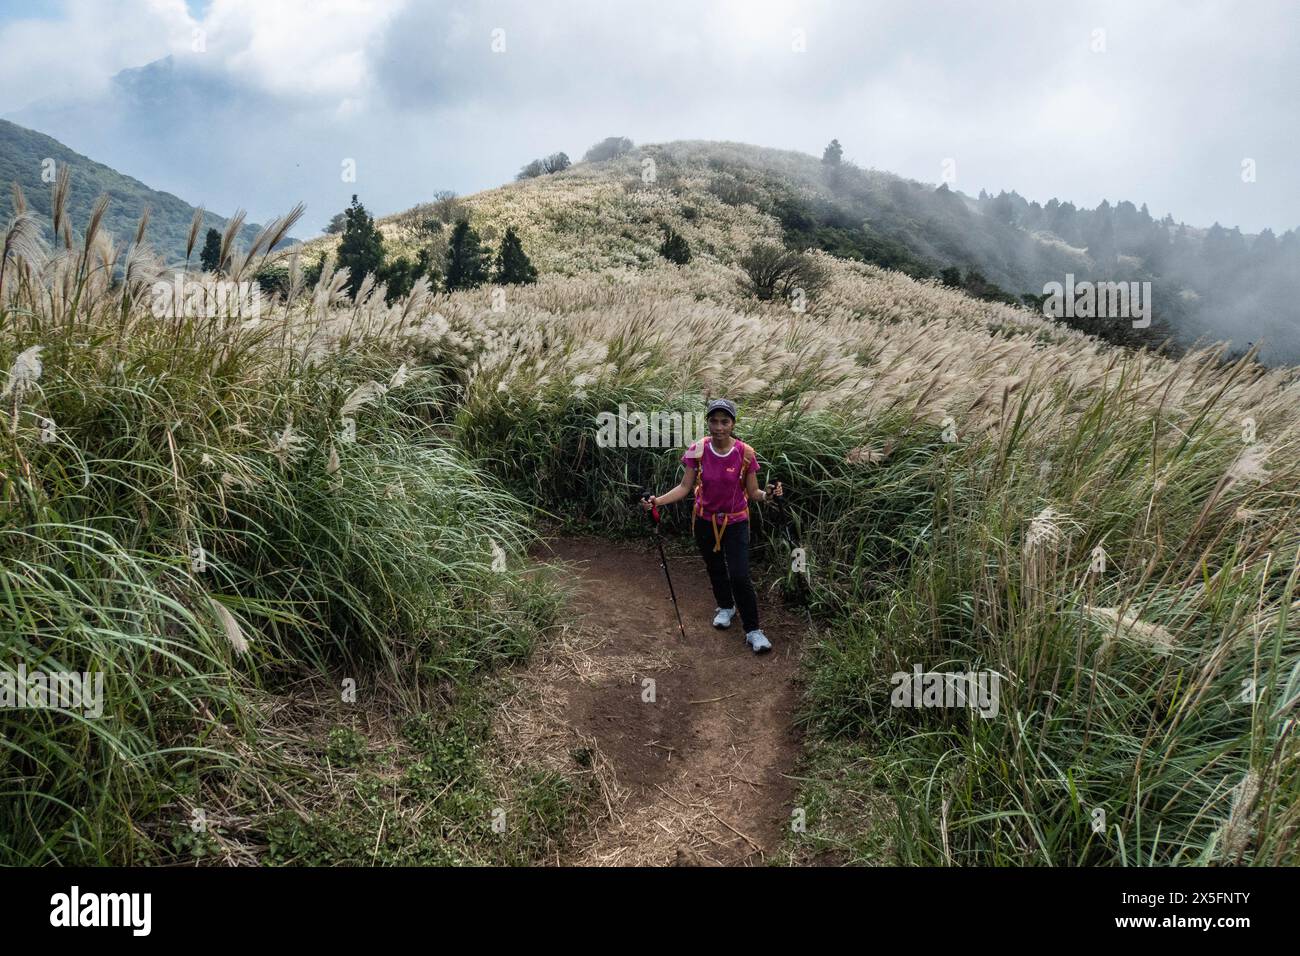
745,629,772,653
712,607,737,629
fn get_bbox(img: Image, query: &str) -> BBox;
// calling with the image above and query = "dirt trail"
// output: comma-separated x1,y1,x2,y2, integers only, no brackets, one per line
507,535,807,866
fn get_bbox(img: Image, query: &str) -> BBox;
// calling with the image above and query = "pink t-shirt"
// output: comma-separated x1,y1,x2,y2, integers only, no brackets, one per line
681,439,759,520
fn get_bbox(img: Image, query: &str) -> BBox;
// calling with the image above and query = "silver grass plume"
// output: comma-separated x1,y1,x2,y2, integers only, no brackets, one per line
241,202,305,278
1217,770,1260,860
82,194,110,257
218,208,247,274
51,164,70,241
0,212,48,301
1085,605,1177,655
208,595,251,655
133,205,150,248
185,206,204,263
341,380,388,419
285,244,303,306
2,345,45,423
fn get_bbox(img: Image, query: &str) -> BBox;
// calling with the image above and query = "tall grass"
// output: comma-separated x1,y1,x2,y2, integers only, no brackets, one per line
801,371,1299,864
4,147,1298,866
439,247,1300,865
1,195,554,864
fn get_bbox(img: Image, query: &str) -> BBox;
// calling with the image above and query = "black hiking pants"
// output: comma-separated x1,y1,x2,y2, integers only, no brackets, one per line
694,517,759,633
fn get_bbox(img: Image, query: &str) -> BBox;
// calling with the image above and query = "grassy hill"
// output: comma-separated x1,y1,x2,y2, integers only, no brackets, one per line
310,140,1299,361
0,118,262,266
3,138,1298,866
308,139,1090,285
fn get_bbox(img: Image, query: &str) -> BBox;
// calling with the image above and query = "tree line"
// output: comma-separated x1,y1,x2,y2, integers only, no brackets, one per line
200,195,538,303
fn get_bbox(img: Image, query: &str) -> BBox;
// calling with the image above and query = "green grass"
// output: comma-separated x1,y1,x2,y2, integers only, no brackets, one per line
258,685,594,867
453,327,1300,866
5,154,1297,868
783,378,1300,866
0,198,585,863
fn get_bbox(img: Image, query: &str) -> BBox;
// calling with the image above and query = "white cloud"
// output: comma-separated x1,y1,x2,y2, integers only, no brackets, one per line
203,0,402,101
0,0,190,112
2,0,1297,235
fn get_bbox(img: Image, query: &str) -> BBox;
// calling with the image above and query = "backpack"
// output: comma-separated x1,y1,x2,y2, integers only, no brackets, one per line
684,437,757,551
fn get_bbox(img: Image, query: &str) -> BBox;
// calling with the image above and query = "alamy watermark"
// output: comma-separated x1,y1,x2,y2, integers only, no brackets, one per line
49,886,150,935
1041,274,1151,329
595,404,706,449
150,274,263,321
890,663,1001,718
1,663,104,718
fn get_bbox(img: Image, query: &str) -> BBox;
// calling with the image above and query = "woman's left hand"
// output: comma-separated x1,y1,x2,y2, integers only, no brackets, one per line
765,481,784,500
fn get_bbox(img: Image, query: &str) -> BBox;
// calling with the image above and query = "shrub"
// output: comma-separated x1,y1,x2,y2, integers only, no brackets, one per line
517,152,571,180
737,241,829,303
658,227,692,265
582,137,634,163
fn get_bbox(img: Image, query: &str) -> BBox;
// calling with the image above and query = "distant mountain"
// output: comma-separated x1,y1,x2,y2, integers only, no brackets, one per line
0,118,262,265
8,53,349,240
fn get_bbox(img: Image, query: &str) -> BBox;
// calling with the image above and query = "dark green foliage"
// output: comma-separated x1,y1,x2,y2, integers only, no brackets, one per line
768,188,932,279
493,226,538,284
198,227,222,272
376,255,430,303
336,194,385,298
822,139,843,166
658,226,692,265
252,263,289,299
445,219,490,290
958,270,1020,306
738,241,829,303
415,244,442,286
302,255,325,289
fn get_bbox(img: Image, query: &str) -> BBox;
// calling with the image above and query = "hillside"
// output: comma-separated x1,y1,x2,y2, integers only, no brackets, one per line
0,118,261,265
308,140,1084,283
307,139,1298,363
3,135,1298,868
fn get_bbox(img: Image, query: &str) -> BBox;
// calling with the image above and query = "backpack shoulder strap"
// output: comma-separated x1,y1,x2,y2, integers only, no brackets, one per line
736,440,756,480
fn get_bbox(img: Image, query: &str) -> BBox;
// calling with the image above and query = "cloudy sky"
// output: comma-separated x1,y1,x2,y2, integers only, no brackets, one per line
1,0,1296,236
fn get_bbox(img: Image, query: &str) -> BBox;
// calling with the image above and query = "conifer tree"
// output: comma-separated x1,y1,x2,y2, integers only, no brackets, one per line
445,219,490,290
199,227,222,272
493,226,538,284
337,194,385,298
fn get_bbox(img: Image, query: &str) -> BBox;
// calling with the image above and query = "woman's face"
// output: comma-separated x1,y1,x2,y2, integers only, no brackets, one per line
708,412,735,440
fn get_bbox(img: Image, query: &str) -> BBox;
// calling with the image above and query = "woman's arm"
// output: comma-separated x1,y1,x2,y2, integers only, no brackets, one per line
642,466,695,509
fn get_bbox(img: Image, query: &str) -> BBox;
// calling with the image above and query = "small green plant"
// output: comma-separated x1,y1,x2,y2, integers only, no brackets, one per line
326,726,367,766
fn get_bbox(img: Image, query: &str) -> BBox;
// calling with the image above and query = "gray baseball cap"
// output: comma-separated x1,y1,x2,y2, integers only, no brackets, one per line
705,398,737,421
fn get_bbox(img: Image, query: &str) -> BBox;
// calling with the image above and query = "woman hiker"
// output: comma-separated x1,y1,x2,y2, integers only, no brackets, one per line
640,398,783,653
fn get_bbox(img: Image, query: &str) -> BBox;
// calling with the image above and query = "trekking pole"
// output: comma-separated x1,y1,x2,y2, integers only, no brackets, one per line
640,491,689,641
768,479,796,551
